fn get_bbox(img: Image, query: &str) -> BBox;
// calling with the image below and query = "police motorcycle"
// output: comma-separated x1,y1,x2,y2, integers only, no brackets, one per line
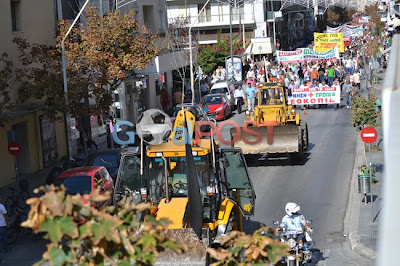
273,202,313,266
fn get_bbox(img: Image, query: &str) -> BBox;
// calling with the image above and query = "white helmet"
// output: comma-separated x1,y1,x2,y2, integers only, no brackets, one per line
285,202,300,216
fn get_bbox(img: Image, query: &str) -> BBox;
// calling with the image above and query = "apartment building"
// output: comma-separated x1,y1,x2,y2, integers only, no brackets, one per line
166,0,276,58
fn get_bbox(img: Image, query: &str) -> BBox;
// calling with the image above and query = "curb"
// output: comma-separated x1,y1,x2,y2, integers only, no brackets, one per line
343,136,376,261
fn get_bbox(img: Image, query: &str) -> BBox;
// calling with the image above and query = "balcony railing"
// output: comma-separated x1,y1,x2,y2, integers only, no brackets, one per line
167,13,254,27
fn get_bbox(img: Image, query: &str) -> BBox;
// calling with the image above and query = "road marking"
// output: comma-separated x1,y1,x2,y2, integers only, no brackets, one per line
363,133,375,137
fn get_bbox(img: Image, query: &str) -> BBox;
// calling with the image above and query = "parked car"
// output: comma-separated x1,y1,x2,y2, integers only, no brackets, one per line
54,166,114,209
200,93,232,121
82,149,123,182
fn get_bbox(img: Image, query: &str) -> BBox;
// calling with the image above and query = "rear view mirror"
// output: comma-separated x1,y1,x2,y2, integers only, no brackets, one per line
273,220,279,226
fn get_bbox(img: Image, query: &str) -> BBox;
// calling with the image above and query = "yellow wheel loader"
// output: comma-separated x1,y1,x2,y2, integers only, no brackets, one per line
230,82,308,161
114,109,256,265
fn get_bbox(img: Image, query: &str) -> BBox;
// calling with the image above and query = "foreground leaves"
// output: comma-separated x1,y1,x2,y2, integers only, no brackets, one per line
207,227,289,265
22,185,186,265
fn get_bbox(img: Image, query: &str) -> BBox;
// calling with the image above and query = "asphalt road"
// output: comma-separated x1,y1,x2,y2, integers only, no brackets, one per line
218,104,374,265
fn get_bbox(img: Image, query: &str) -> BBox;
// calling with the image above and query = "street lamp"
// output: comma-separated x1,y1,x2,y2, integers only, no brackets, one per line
62,0,90,159
189,0,212,104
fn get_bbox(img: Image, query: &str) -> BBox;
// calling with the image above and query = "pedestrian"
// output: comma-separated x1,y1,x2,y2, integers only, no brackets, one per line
353,70,361,93
245,83,256,111
174,87,183,104
242,81,248,108
343,79,353,108
0,195,9,253
318,64,325,83
85,130,99,150
333,79,341,110
200,80,209,97
234,85,244,113
327,65,335,86
311,67,319,83
160,87,170,112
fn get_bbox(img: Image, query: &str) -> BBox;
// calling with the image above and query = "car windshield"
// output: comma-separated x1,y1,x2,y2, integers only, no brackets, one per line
116,155,143,193
259,88,283,105
202,95,222,105
54,176,92,195
85,154,119,168
211,87,228,94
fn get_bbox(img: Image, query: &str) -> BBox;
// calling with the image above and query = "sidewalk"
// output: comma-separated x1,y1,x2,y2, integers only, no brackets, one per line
346,67,385,260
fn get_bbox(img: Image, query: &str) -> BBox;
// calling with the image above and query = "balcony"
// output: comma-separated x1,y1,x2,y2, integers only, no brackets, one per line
167,13,255,29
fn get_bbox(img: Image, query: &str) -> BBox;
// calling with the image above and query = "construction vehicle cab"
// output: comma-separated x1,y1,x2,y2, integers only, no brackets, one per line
145,134,256,234
231,82,308,161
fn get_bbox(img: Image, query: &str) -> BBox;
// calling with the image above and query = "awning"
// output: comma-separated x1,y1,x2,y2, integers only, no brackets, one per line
245,38,276,55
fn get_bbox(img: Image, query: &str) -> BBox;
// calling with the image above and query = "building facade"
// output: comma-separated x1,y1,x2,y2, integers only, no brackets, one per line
0,0,69,187
116,0,191,124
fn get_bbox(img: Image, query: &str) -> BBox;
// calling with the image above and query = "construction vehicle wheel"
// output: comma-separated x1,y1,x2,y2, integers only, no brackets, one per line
289,128,304,162
300,120,309,151
225,210,240,234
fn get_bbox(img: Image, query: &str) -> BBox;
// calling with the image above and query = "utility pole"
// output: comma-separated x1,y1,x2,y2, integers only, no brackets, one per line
62,0,91,159
189,0,211,104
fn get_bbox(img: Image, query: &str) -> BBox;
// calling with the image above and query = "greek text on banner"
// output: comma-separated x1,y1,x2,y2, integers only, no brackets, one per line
314,33,344,53
287,85,341,105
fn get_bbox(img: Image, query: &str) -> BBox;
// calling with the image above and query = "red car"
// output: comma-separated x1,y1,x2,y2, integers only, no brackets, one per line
54,166,114,209
200,93,232,121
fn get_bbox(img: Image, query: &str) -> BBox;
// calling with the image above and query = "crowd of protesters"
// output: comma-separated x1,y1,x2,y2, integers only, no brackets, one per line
194,21,391,112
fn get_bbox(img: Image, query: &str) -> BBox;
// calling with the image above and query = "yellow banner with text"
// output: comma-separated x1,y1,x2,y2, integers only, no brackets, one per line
314,33,344,53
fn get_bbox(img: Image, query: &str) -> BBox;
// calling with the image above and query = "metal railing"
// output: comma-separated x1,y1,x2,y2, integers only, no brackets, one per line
168,13,254,26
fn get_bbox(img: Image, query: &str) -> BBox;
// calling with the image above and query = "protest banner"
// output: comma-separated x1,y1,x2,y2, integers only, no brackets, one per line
327,25,364,37
314,33,344,53
276,50,304,64
277,47,339,64
301,47,340,62
287,85,341,105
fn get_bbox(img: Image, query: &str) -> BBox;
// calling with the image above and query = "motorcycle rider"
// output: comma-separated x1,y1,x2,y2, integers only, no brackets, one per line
280,202,311,233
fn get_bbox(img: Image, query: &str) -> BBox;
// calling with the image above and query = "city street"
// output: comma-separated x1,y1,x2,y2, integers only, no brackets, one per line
217,104,374,265
2,103,375,266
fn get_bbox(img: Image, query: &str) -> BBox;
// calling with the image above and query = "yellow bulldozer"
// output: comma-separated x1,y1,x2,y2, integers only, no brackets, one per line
231,82,308,161
114,109,256,265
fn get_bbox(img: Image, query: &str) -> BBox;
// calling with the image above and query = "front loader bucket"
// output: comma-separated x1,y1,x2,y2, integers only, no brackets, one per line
154,228,207,266
230,124,299,154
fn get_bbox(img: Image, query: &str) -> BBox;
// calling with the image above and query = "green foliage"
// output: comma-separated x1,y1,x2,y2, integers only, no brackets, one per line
325,7,357,26
352,94,381,131
197,31,246,74
207,227,289,265
22,185,186,266
14,7,159,121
